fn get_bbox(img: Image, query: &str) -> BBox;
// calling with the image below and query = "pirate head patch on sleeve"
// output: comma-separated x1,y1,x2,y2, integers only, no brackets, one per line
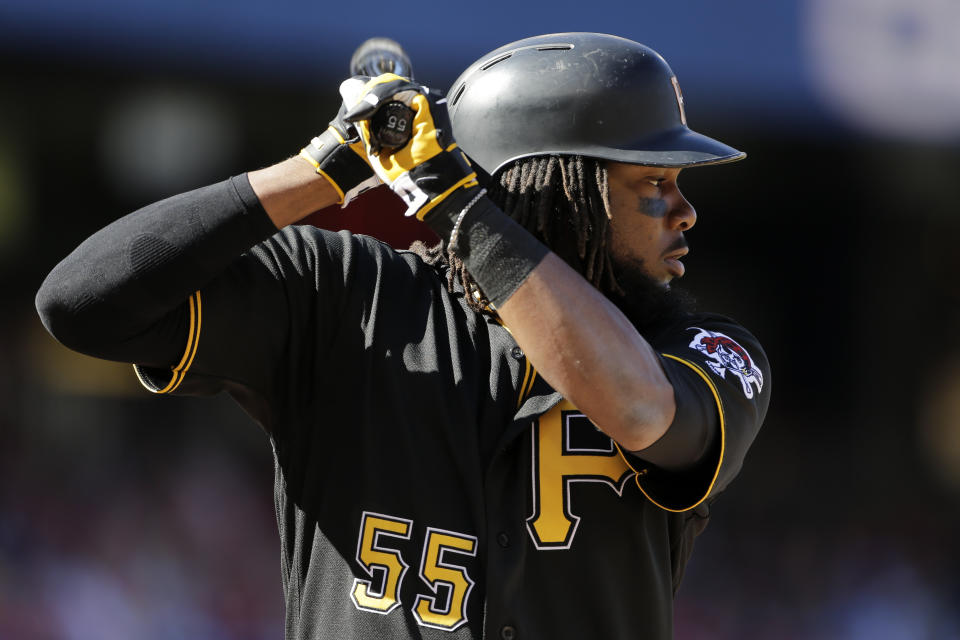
688,327,764,399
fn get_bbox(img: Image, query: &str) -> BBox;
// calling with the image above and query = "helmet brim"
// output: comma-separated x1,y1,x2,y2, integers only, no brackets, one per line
484,126,746,174
579,126,746,168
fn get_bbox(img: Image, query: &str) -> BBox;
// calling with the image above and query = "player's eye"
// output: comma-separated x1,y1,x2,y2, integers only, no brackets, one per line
646,177,666,188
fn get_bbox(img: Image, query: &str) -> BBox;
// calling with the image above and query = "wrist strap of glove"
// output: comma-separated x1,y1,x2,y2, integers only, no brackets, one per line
300,128,373,204
391,146,478,220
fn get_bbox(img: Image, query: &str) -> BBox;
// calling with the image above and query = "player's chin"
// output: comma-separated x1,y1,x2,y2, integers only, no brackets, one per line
610,253,672,291
648,268,676,287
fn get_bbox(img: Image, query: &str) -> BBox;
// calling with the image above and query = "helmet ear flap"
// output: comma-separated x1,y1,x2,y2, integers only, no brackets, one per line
447,33,745,176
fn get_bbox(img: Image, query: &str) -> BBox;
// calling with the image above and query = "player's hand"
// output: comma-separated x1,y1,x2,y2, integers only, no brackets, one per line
299,103,382,207
340,74,479,221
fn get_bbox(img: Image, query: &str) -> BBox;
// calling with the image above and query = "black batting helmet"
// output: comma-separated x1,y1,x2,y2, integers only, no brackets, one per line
447,33,745,176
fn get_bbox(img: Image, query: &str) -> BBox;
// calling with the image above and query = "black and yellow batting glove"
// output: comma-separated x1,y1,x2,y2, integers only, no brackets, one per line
299,103,381,207
342,73,549,310
340,74,479,222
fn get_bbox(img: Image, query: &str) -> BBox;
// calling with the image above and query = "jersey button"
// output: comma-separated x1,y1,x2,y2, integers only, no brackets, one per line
496,532,510,548
500,625,517,640
511,346,524,359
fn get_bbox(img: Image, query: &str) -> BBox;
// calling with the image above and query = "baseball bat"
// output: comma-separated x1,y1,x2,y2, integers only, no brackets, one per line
349,37,416,149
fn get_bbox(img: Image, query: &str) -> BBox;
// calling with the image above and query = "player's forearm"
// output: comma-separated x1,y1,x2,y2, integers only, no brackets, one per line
497,253,676,451
36,174,279,364
248,155,340,228
442,195,675,451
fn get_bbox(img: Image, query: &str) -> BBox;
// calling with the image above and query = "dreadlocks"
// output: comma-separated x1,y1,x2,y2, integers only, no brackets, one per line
410,155,619,313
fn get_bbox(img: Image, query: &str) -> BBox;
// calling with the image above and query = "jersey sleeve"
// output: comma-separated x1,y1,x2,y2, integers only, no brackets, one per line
621,315,771,512
133,225,357,432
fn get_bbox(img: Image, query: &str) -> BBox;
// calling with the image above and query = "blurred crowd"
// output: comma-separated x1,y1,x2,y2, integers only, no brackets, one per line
0,387,282,640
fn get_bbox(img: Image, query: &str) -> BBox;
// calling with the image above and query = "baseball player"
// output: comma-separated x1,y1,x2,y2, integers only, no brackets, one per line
36,33,770,639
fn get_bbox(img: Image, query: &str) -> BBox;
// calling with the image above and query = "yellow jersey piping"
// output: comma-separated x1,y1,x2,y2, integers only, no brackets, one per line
517,358,536,409
135,291,202,394
496,320,537,409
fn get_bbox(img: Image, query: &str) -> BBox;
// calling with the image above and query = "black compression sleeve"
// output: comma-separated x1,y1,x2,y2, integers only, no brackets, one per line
36,175,278,367
629,357,719,471
422,190,549,308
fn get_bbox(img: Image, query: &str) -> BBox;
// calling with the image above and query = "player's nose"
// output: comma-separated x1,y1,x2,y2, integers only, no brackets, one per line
669,193,697,231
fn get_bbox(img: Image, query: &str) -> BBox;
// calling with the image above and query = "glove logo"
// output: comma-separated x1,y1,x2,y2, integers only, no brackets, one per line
688,327,763,398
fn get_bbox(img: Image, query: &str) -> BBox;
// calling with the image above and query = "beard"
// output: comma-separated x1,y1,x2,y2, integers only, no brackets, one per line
604,254,695,333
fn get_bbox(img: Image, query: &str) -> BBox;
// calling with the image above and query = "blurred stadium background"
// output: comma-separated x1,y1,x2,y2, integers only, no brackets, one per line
2,0,959,637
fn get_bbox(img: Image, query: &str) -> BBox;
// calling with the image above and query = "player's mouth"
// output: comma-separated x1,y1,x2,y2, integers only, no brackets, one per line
663,247,688,278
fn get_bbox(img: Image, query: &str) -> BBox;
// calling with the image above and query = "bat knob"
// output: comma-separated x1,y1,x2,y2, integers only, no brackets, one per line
371,101,415,149
350,37,414,80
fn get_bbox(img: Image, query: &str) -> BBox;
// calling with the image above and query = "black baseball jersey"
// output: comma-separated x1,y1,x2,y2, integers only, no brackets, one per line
134,225,769,639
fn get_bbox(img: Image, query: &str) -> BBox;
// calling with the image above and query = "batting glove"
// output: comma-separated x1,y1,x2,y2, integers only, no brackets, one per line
340,74,479,221
299,104,381,207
